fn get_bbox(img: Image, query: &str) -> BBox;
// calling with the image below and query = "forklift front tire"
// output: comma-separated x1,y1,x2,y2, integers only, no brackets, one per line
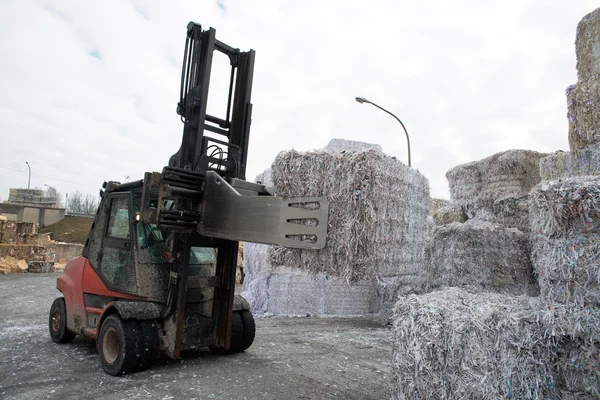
98,314,142,376
137,320,160,371
49,297,75,343
239,310,256,352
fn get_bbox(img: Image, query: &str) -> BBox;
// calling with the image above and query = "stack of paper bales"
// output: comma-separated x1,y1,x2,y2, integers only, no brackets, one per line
242,139,430,319
393,9,600,399
427,150,544,295
530,177,600,307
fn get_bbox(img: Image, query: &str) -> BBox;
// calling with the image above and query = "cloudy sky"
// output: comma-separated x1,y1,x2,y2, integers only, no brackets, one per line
0,0,597,202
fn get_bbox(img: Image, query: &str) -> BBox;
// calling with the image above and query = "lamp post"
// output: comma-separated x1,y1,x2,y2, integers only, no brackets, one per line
25,161,31,189
355,96,411,167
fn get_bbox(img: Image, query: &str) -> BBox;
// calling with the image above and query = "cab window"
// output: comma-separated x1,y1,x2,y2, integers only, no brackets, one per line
107,198,130,239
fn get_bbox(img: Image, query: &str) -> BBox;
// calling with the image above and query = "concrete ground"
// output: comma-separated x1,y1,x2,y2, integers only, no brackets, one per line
0,274,393,400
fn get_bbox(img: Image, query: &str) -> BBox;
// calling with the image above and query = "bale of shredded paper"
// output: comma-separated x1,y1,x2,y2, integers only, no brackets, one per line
567,79,600,152
426,220,538,296
575,8,600,82
529,177,600,307
270,149,430,283
323,138,382,153
529,176,600,239
432,204,467,226
242,242,378,316
391,288,600,400
539,144,600,181
446,150,547,224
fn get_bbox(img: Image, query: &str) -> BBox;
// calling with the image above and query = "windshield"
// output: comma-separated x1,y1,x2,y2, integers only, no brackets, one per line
136,222,170,263
133,192,217,265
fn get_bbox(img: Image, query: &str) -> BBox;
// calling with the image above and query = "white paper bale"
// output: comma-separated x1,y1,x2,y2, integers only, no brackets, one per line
529,177,600,307
240,243,272,314
575,7,600,82
323,138,382,153
242,243,377,316
539,144,600,181
567,79,600,152
391,288,600,399
271,149,430,283
446,150,547,227
426,220,538,296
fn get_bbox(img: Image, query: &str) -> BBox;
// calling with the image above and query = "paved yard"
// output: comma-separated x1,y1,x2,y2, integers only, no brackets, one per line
0,274,393,400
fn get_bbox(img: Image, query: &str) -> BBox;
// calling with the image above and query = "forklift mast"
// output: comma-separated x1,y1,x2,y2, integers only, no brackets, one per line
81,23,329,358
170,22,254,179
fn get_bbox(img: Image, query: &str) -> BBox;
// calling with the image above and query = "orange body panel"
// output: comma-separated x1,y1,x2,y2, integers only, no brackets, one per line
56,256,143,338
57,257,86,335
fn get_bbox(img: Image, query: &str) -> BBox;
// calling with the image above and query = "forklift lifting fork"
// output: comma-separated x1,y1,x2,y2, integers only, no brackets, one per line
48,22,328,375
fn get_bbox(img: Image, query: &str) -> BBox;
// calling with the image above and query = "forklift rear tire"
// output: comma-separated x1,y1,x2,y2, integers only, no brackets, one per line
239,310,255,352
49,297,75,343
137,320,160,371
98,314,142,376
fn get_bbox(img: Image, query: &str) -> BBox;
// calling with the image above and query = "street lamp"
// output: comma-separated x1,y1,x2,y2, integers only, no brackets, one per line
25,161,31,189
355,96,411,167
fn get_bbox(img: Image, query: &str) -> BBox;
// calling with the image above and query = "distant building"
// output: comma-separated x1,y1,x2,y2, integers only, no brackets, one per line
0,188,65,227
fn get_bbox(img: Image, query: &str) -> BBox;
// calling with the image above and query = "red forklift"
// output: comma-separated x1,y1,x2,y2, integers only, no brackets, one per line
48,22,328,375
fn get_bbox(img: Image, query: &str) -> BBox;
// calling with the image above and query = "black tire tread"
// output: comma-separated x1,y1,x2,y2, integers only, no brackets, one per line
137,320,160,371
229,312,244,353
239,310,255,352
49,297,75,343
98,314,142,376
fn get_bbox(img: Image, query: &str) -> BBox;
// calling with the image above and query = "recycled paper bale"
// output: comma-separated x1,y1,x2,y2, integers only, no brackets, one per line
567,79,600,152
529,176,600,307
426,220,538,296
539,144,600,181
270,149,429,283
243,142,430,318
391,288,600,399
575,7,600,82
446,150,547,229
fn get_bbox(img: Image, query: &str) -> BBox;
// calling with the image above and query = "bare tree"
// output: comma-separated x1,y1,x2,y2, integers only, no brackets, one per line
68,191,98,215
44,186,64,207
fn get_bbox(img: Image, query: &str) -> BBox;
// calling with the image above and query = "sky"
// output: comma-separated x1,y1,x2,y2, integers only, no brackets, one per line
0,0,597,202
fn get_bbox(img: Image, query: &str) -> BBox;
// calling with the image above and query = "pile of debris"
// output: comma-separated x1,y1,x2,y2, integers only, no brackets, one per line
392,8,600,399
0,256,28,274
0,220,75,274
243,139,430,318
0,220,50,245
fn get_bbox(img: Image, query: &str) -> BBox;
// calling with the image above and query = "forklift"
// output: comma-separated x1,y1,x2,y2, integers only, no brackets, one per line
48,22,328,376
